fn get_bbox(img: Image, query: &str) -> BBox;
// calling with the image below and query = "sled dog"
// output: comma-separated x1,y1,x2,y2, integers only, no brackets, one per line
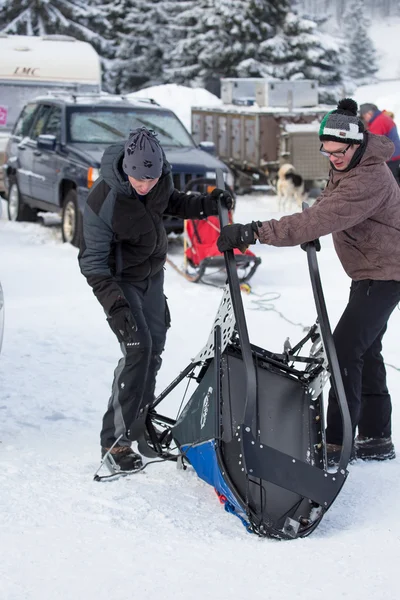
277,163,307,211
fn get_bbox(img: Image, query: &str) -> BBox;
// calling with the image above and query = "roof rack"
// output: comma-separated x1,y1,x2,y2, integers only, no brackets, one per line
34,89,162,107
123,96,160,106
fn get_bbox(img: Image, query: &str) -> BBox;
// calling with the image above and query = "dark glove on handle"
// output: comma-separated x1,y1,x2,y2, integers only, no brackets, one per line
217,221,261,253
301,239,321,252
202,188,233,217
107,301,138,344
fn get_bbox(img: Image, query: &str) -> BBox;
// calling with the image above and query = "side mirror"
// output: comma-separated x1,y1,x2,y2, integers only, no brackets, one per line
198,141,216,155
37,134,57,151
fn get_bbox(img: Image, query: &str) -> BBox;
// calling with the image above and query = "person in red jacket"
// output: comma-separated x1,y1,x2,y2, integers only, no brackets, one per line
360,103,400,183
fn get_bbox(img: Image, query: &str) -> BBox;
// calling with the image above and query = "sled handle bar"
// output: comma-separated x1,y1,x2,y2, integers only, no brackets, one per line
304,238,353,472
216,168,258,436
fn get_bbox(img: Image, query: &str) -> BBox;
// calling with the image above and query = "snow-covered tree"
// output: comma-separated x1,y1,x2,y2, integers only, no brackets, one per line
167,1,343,103
342,0,378,85
166,0,290,86
255,12,344,103
107,0,174,94
0,1,110,52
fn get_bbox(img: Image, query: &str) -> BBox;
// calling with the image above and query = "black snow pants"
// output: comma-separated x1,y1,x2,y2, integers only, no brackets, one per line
326,279,400,445
100,269,170,448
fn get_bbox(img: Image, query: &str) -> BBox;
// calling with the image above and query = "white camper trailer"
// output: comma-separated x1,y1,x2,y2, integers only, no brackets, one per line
0,34,101,194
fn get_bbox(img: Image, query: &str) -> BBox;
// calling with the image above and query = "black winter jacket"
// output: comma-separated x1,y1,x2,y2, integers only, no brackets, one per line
78,143,213,313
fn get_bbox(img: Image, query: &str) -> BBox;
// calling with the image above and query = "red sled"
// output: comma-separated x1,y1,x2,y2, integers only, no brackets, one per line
181,216,261,284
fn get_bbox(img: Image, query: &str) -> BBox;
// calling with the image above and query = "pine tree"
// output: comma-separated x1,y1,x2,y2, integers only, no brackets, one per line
255,11,344,103
166,0,290,86
108,0,172,94
342,0,378,84
0,1,109,52
167,1,343,103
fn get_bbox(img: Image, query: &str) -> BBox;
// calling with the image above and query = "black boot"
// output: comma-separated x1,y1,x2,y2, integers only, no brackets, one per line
101,445,143,472
354,436,396,461
325,443,356,467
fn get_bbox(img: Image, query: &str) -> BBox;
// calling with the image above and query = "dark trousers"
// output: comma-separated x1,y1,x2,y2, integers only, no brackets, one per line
100,270,169,448
326,279,400,445
387,159,400,185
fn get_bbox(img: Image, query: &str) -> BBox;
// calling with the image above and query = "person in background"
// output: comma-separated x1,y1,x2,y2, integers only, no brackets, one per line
79,127,232,472
359,102,400,184
217,98,400,466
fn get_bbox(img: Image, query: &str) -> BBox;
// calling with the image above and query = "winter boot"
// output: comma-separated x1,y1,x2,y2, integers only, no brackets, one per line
326,443,356,467
101,445,143,472
354,436,396,461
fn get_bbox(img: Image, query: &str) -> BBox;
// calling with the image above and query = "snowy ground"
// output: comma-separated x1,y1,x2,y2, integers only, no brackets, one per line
1,193,399,600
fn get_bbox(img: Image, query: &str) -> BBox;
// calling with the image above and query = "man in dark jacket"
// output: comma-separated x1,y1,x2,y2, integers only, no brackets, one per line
79,127,232,472
360,102,400,184
217,98,400,465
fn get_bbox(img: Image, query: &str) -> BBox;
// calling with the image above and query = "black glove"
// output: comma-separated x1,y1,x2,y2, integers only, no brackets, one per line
202,188,233,217
107,301,138,344
217,221,261,253
301,239,321,252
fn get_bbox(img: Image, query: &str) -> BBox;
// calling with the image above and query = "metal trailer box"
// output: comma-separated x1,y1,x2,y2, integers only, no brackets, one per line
191,105,328,175
255,80,319,108
280,123,329,182
220,78,264,105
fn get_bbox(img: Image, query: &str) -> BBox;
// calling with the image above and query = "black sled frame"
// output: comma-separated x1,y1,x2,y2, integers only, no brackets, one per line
139,170,352,540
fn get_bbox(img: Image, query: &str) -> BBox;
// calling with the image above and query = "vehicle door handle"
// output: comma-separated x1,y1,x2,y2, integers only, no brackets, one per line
17,145,26,150
33,150,42,156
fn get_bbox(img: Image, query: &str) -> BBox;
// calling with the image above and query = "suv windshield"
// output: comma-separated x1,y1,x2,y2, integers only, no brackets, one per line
67,107,194,147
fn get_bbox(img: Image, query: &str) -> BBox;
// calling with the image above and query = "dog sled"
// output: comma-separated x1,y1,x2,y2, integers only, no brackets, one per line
166,178,261,287
97,170,353,540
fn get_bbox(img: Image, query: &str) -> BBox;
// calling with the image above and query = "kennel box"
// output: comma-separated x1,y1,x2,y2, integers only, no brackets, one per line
255,80,319,108
220,78,263,105
191,104,328,178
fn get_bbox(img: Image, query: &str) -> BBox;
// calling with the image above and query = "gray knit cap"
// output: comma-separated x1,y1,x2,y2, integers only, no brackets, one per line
123,127,163,180
319,98,365,144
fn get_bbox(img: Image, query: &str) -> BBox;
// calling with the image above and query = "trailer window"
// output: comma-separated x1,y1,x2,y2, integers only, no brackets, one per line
13,104,38,138
67,107,194,148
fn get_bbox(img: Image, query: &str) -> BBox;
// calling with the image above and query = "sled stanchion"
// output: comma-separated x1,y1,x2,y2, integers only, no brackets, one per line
216,169,258,437
151,362,196,410
214,325,222,440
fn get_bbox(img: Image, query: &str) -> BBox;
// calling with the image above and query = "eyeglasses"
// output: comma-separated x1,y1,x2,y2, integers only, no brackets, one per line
319,143,352,158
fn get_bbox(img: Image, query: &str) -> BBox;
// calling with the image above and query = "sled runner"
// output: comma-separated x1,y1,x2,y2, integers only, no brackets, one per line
166,178,261,287
130,171,353,538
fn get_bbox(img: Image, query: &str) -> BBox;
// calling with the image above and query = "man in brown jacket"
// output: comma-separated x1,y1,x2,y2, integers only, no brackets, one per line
217,98,400,465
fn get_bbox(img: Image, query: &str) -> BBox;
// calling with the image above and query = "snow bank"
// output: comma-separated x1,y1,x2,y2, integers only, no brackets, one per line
127,83,223,132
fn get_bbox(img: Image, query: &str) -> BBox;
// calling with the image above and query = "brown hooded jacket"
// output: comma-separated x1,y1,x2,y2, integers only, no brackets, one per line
258,133,400,281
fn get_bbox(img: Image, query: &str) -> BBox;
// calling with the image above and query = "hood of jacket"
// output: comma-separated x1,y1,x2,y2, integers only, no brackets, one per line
330,133,394,184
100,142,172,195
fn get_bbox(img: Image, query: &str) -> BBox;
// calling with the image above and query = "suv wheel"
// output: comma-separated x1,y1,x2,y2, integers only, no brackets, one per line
8,182,38,222
62,189,82,247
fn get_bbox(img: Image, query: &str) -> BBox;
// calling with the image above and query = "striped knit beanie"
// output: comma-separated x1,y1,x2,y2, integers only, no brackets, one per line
319,98,365,144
